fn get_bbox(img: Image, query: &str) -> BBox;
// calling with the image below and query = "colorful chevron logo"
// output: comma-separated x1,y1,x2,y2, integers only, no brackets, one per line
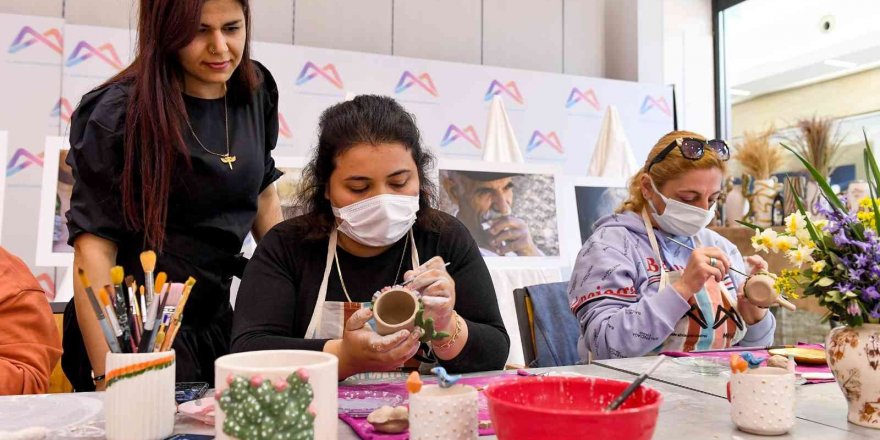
526,130,564,154
278,113,292,138
6,148,45,177
566,87,600,110
440,125,481,149
51,98,74,123
484,80,524,105
295,61,343,89
8,26,63,54
640,95,672,116
394,71,439,97
65,41,124,70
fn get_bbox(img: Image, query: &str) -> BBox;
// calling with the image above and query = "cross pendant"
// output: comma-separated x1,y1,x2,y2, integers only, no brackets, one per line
220,154,237,170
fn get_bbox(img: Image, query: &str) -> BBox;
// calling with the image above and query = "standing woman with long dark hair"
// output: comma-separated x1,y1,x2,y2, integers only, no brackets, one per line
61,0,283,390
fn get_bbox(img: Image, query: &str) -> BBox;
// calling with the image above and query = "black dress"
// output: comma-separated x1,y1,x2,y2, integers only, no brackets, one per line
61,61,283,390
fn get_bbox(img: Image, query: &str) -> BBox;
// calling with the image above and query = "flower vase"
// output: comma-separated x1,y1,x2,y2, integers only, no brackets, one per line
825,324,880,429
752,177,780,227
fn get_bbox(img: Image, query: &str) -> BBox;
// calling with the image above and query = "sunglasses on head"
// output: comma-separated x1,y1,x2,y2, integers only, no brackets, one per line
646,137,730,172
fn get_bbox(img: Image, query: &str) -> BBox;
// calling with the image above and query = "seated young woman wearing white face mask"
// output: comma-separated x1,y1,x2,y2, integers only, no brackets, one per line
232,95,509,379
567,130,776,361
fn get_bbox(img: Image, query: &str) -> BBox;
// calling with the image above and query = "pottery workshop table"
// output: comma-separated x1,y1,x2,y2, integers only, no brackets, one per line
595,356,878,438
0,360,872,439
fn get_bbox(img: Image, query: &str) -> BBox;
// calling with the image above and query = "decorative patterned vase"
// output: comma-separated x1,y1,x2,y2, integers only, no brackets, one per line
409,384,479,440
753,177,780,227
826,324,880,429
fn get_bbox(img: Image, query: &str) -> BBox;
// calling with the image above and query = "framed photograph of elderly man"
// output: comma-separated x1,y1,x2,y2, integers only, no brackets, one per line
437,160,562,258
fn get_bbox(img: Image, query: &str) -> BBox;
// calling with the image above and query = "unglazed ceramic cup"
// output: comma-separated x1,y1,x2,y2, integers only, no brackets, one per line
744,273,796,311
214,350,338,440
372,287,419,336
729,367,796,435
104,350,176,440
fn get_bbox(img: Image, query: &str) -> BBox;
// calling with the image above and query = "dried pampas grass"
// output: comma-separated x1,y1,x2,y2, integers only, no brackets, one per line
733,126,783,180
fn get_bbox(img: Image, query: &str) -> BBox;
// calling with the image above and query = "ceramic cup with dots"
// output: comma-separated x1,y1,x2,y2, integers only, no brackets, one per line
729,367,796,435
409,384,479,440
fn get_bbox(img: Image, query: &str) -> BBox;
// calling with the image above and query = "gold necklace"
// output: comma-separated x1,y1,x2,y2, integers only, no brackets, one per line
185,94,236,170
335,235,409,302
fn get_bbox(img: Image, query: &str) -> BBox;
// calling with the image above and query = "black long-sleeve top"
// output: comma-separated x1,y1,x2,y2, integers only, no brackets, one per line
231,209,510,373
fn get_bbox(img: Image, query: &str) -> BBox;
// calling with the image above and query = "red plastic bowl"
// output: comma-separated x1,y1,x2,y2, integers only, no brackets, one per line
485,376,662,440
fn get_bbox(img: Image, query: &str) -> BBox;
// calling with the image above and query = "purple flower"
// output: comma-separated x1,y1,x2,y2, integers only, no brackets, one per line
862,286,880,301
855,254,870,268
849,268,866,280
870,303,880,320
833,230,854,247
837,282,854,293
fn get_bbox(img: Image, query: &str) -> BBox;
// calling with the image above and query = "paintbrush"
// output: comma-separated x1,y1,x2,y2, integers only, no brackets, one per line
140,251,157,310
125,275,142,343
98,286,126,352
605,355,667,411
78,269,122,353
161,278,196,352
666,238,749,277
145,284,171,352
109,267,131,348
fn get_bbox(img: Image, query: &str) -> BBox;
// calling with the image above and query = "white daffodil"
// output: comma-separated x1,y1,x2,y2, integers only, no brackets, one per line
752,229,777,253
785,212,807,235
786,245,815,266
811,260,827,273
772,235,799,254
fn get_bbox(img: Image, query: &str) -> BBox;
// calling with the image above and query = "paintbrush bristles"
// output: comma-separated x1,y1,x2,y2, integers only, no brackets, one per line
110,266,124,285
77,268,91,288
155,272,168,295
140,250,157,273
97,287,111,306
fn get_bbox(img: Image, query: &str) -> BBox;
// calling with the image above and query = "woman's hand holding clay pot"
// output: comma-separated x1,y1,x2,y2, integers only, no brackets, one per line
404,256,457,332
334,308,421,378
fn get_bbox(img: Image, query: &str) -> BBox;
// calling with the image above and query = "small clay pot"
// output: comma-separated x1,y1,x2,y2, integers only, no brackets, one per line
743,272,796,311
372,287,419,336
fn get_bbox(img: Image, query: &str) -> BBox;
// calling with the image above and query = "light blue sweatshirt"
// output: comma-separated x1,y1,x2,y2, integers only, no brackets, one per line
568,210,776,361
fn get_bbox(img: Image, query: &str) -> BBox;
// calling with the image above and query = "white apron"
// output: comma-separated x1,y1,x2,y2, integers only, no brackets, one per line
641,210,746,352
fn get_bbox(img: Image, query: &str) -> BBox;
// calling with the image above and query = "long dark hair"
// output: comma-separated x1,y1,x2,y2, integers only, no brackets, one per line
104,0,259,250
296,95,445,239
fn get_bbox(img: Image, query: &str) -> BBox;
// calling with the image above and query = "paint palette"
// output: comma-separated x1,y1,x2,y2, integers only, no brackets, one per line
768,348,827,365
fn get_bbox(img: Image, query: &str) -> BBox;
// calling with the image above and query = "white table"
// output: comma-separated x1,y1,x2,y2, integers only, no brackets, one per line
0,360,873,439
594,357,877,438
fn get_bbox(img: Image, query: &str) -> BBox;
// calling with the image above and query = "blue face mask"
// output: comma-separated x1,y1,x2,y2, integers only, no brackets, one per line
647,179,716,237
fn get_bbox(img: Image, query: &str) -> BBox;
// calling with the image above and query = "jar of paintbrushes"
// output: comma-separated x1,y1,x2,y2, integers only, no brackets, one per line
79,251,197,440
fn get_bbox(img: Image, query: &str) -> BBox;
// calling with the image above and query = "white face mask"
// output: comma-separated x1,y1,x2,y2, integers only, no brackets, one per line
647,179,716,237
332,194,420,247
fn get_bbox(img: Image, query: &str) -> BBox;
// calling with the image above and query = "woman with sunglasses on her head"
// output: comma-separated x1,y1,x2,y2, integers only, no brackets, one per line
568,131,776,361
62,0,283,390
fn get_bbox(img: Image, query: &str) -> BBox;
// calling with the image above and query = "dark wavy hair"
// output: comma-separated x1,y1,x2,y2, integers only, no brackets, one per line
104,0,259,250
296,95,444,239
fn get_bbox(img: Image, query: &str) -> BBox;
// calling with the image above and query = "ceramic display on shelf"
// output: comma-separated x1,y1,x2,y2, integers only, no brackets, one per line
752,177,781,227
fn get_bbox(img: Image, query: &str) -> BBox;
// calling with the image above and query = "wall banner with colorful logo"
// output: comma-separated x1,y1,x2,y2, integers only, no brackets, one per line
252,41,674,173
